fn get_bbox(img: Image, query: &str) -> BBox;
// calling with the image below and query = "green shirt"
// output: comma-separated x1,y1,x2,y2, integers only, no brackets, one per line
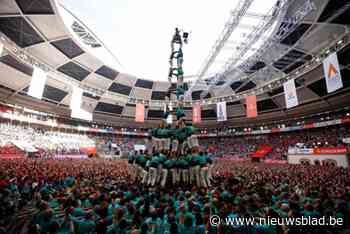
176,87,185,98
136,155,147,167
175,128,187,143
185,126,196,136
186,154,196,166
158,154,167,164
197,155,207,166
150,156,160,167
175,107,186,120
164,159,174,169
178,158,189,169
70,216,95,234
157,128,170,138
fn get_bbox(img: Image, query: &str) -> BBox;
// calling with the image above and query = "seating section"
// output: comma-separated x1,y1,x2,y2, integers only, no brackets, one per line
0,123,95,157
0,145,25,159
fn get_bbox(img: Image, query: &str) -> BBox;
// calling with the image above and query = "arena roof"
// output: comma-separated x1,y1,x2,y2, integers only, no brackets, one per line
0,0,349,126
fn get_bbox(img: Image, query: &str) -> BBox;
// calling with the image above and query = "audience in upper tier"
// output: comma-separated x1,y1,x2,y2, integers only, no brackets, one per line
0,123,95,157
0,159,349,234
200,125,350,160
0,122,349,160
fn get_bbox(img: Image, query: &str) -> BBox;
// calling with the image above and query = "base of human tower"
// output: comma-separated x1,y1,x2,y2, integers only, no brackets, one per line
129,151,214,188
128,114,214,188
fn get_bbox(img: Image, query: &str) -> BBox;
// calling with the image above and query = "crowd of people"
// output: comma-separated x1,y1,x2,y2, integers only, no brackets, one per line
129,150,213,188
0,122,95,157
200,125,350,160
0,158,349,234
0,122,348,161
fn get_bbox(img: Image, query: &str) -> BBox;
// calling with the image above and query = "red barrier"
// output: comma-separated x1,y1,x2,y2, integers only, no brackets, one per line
342,117,350,124
313,147,348,155
303,123,314,129
251,145,273,158
80,147,97,155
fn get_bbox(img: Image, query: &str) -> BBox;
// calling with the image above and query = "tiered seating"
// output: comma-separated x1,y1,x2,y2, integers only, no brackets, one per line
0,144,25,159
0,123,96,157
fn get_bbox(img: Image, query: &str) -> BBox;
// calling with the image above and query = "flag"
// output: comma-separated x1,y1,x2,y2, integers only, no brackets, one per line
323,52,343,93
70,86,83,110
246,95,257,118
192,103,201,124
28,67,47,99
0,43,3,56
216,102,227,122
283,79,298,109
70,86,92,121
135,103,145,123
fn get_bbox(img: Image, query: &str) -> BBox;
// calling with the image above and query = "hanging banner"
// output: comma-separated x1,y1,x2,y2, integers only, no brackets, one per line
323,52,343,93
283,79,299,109
0,43,3,56
313,147,348,155
216,101,227,122
28,67,47,99
192,103,201,124
135,103,145,123
70,86,92,121
70,86,83,110
246,95,257,118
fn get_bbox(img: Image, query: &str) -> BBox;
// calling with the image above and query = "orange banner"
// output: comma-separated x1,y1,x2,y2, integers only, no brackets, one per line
246,95,257,118
192,103,201,124
135,103,145,123
313,147,348,155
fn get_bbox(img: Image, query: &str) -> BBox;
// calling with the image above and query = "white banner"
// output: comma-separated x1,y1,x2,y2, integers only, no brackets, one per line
288,147,314,155
283,79,298,109
216,101,227,122
70,86,92,121
0,43,3,56
343,138,350,144
28,67,47,99
70,86,83,110
323,52,343,93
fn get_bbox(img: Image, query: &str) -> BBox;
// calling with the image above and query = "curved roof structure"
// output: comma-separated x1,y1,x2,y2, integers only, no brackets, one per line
0,0,349,127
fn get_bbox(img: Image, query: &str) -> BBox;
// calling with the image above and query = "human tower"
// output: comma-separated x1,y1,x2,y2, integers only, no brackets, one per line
128,28,213,187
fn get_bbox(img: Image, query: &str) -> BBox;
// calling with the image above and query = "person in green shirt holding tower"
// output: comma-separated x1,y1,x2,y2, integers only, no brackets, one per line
157,152,167,185
163,154,176,187
178,155,189,184
148,153,160,186
135,151,148,185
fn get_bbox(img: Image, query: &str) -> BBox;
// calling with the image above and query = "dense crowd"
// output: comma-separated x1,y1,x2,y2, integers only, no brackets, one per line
0,158,349,234
0,123,95,156
200,125,350,160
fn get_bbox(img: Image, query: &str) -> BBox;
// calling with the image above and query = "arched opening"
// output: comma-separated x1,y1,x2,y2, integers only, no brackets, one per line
314,160,320,166
323,159,337,167
300,158,311,165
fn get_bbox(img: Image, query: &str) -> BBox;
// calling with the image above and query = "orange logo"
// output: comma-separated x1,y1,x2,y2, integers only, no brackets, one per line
328,63,338,79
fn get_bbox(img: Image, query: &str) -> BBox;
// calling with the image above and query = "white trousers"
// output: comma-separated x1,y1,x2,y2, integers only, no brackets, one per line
160,169,168,187
201,167,210,188
181,169,189,184
148,167,157,186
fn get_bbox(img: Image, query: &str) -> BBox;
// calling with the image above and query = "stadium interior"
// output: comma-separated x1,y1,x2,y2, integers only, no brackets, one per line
0,0,349,233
